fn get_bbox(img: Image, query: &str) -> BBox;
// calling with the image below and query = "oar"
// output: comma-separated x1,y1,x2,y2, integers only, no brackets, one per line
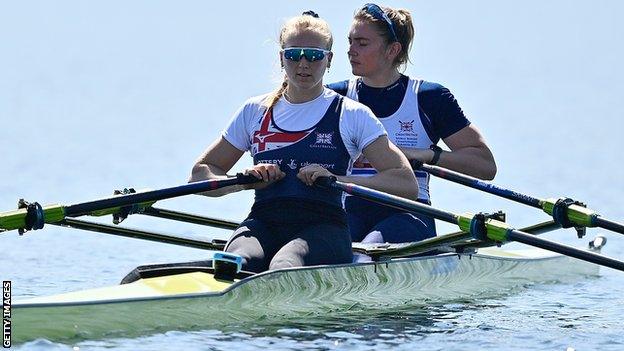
0,173,259,233
136,206,239,230
354,220,562,258
412,161,624,236
55,218,227,251
315,177,624,272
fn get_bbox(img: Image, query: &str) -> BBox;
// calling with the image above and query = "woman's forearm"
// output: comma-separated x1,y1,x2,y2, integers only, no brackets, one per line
435,146,496,180
400,145,496,180
188,163,247,197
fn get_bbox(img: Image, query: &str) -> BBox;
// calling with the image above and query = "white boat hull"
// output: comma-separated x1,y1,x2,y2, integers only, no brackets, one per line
12,247,600,343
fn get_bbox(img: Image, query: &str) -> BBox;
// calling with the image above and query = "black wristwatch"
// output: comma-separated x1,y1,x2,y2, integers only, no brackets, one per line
428,145,443,165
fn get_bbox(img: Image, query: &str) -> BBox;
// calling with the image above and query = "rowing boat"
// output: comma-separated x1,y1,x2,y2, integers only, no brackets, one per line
3,171,624,345
11,241,603,343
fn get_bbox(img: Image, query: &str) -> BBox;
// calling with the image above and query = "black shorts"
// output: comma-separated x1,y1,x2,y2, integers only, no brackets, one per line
224,198,353,273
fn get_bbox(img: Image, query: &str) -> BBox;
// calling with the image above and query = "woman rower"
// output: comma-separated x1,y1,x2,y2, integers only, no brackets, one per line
327,4,497,251
189,12,417,273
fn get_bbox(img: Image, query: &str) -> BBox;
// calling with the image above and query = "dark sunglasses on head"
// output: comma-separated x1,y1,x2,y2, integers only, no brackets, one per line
362,3,398,42
283,47,331,62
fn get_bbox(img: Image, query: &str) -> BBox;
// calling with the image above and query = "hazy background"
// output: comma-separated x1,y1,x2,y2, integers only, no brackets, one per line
2,1,624,350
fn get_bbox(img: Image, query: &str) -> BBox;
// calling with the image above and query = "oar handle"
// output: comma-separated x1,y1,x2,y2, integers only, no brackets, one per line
313,175,338,188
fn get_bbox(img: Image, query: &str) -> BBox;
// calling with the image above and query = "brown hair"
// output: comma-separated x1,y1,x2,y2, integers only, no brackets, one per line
264,14,333,109
354,5,414,69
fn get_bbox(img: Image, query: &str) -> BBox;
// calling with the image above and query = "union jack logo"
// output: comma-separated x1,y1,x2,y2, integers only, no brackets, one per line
399,120,414,133
315,132,333,145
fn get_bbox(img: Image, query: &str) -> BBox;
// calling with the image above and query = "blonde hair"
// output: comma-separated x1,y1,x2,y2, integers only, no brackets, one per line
264,14,333,109
354,5,414,70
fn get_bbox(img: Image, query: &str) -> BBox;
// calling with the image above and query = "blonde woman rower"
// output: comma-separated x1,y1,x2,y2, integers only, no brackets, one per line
190,11,417,272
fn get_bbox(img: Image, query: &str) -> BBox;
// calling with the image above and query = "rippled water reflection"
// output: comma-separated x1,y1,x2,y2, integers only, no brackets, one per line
15,276,624,351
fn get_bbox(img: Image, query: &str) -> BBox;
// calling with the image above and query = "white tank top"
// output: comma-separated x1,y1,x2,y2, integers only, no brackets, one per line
346,78,432,202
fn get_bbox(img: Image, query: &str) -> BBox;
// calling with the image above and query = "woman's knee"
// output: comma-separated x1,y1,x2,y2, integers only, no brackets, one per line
269,238,307,270
224,219,272,273
373,213,433,243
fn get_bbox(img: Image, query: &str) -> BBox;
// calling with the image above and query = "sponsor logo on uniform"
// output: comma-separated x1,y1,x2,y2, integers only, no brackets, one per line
311,131,337,149
254,133,277,143
256,159,283,165
252,130,310,153
283,159,335,170
300,161,335,170
399,120,414,133
315,132,333,145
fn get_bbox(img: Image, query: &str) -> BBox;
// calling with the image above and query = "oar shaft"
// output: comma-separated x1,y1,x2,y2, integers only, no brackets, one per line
419,163,542,208
518,220,561,235
326,179,457,224
594,217,624,234
141,207,240,230
57,218,225,251
65,175,257,218
361,220,561,258
507,229,624,272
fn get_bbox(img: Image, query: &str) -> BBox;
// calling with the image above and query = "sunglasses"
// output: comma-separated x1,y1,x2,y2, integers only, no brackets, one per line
362,3,398,42
283,47,331,62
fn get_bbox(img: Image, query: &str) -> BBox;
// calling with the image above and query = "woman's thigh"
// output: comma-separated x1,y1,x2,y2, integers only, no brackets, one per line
269,223,353,270
224,218,281,273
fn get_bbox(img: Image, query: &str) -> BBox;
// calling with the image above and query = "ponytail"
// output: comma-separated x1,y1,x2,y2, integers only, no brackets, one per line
264,78,288,110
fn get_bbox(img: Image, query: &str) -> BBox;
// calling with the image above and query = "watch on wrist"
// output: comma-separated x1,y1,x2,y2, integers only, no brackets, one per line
428,145,443,165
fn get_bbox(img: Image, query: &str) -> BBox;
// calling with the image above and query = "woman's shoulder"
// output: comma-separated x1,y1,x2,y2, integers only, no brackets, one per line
335,90,374,117
326,79,351,96
240,93,272,109
416,79,453,97
232,93,272,118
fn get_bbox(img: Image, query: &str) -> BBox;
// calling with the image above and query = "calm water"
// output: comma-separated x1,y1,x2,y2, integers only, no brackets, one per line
3,1,624,350
3,111,624,351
